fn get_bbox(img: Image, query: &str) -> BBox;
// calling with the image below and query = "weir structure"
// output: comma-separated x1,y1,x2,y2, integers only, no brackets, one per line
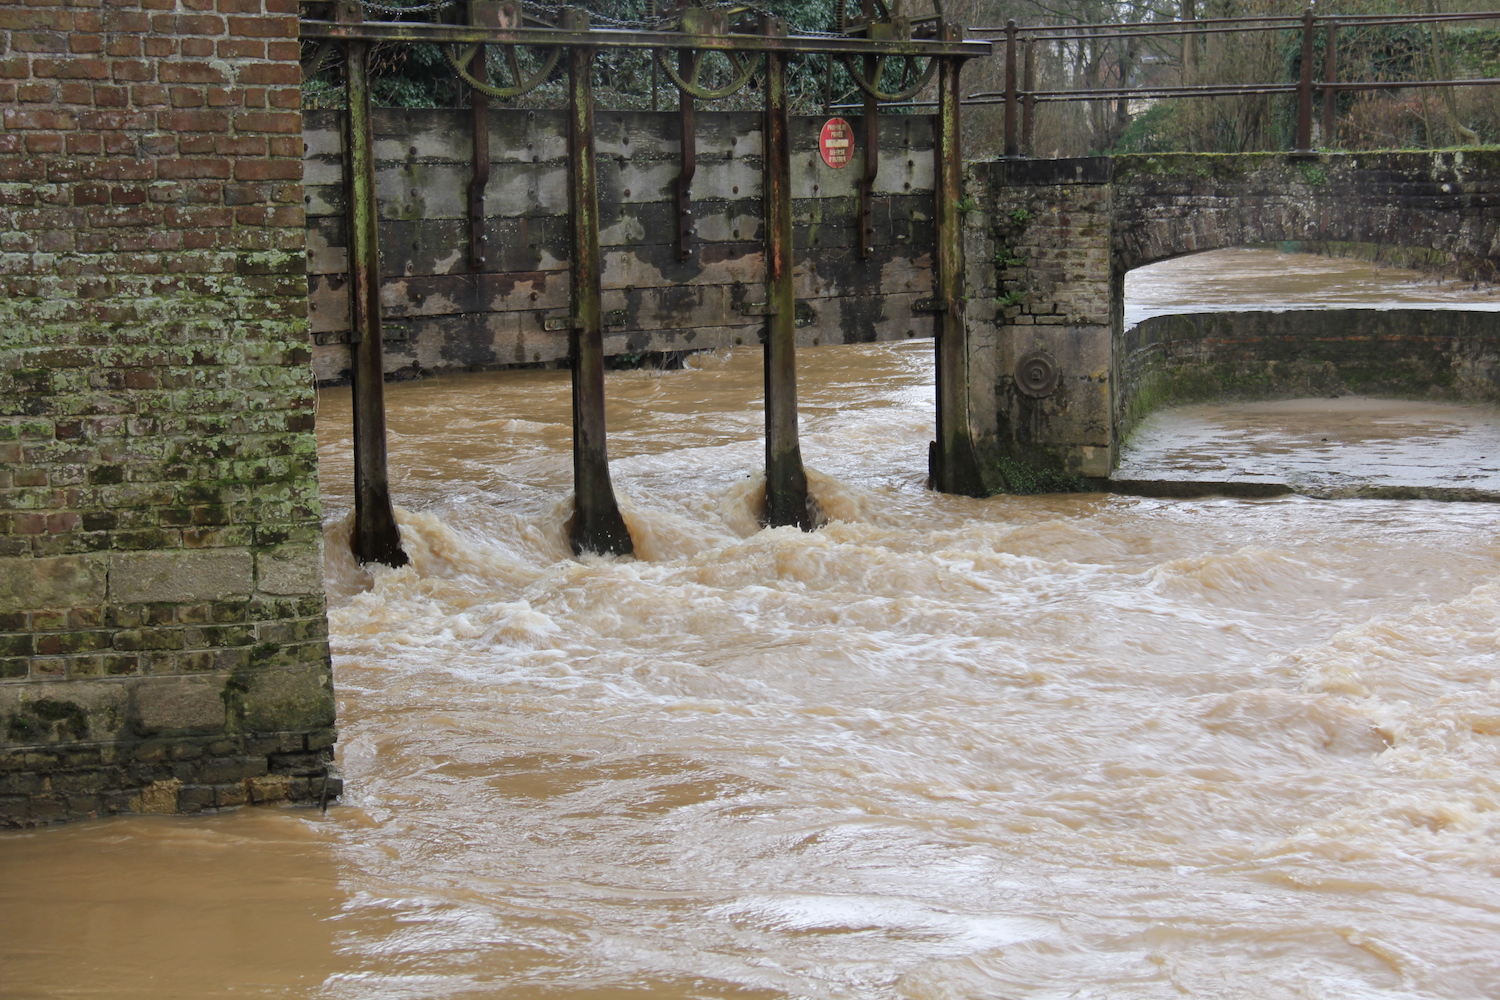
3,1,1500,824
303,1,994,562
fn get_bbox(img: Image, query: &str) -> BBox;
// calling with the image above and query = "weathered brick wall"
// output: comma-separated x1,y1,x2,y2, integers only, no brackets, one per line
968,151,1500,484
304,109,942,381
0,0,335,825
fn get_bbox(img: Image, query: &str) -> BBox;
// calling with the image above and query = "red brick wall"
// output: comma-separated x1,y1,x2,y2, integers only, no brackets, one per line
0,0,335,825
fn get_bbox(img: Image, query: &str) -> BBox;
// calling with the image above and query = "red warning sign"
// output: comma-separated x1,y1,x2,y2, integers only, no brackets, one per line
819,117,854,169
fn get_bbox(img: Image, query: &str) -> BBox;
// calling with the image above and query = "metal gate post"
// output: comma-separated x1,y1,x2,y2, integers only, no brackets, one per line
1322,18,1339,148
340,1,407,567
762,21,813,529
564,11,634,556
675,50,696,261
1295,6,1315,151
931,48,986,497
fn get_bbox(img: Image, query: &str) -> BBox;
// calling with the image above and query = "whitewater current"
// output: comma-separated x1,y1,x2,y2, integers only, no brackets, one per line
2,249,1498,1000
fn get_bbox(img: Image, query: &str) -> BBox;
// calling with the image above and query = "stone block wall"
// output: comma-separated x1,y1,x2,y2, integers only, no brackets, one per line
1118,309,1500,443
0,0,335,825
304,109,942,382
966,157,1115,480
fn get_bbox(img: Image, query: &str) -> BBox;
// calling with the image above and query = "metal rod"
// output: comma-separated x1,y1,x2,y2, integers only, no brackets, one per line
300,21,995,57
1021,35,1035,156
971,9,1500,36
1296,6,1314,151
860,59,878,259
1323,18,1338,148
1181,0,1196,84
564,10,633,557
340,3,406,568
1003,20,1018,157
469,90,489,270
936,75,1500,108
675,48,696,261
931,50,985,498
761,18,812,530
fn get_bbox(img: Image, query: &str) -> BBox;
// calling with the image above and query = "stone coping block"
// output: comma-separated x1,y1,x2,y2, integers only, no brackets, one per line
109,550,256,605
0,555,108,613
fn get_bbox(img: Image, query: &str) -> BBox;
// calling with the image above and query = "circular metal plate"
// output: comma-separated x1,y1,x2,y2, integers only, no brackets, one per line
1015,350,1060,398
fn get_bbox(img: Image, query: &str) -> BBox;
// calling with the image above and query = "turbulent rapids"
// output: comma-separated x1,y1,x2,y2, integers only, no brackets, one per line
3,250,1500,999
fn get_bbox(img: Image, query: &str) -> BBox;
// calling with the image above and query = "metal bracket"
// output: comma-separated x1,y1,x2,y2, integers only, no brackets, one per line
913,297,951,313
543,315,585,331
603,308,628,327
737,301,778,316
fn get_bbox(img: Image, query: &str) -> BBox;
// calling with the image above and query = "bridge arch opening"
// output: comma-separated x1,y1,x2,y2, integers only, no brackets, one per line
1113,245,1500,496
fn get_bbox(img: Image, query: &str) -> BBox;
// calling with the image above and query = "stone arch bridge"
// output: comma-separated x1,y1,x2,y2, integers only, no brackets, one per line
965,150,1500,486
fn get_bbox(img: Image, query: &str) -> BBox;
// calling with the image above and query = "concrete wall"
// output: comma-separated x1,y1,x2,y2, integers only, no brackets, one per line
0,0,334,825
966,150,1500,483
1118,309,1500,443
303,108,945,381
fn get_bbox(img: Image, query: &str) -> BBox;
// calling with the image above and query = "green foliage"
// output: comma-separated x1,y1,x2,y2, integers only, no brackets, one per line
1110,102,1190,155
997,290,1025,307
1297,163,1327,185
994,456,1087,495
955,194,979,214
1008,207,1032,224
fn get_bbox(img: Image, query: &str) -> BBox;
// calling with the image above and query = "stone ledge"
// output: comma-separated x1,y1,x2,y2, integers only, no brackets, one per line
0,727,339,827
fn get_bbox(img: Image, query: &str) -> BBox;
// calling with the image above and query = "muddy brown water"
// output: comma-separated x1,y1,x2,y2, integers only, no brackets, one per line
3,250,1499,999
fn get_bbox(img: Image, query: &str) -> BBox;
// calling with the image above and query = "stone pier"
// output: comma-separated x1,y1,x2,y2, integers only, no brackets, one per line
0,0,335,825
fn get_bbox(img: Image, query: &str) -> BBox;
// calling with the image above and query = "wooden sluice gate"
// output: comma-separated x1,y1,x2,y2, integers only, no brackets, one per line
304,0,993,563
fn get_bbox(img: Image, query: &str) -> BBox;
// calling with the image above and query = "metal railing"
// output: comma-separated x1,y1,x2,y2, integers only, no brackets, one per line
913,8,1500,155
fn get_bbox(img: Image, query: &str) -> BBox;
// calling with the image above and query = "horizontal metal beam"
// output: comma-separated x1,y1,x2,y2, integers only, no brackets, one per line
299,19,994,57
963,76,1500,105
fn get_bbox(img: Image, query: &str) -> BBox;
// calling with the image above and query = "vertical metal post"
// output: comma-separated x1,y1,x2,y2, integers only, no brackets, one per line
340,2,406,567
1003,20,1019,157
762,19,813,530
468,89,489,270
565,11,633,556
1021,35,1035,157
466,1,494,271
932,48,985,498
1296,6,1315,151
1181,0,1196,84
1322,19,1339,148
860,64,878,259
675,50,696,261
858,0,878,258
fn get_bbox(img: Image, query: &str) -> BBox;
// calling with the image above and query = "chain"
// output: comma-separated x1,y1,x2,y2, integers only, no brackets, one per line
349,0,868,36
358,0,461,13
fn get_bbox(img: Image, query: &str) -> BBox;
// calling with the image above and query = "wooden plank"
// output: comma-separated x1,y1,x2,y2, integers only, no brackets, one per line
304,109,932,166
310,250,934,337
304,197,937,275
305,147,936,220
312,289,938,383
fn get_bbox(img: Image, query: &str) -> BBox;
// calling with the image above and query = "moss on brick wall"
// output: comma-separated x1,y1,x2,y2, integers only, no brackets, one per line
0,0,335,826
